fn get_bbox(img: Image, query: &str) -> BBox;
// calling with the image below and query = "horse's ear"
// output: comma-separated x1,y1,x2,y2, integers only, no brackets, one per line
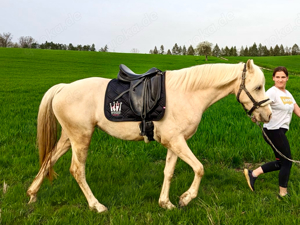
246,59,254,73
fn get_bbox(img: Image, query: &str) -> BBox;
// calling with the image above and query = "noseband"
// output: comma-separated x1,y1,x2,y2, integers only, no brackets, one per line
236,63,270,116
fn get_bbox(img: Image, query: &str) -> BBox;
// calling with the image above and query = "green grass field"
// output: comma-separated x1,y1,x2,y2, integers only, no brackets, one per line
1,48,300,224
226,55,300,75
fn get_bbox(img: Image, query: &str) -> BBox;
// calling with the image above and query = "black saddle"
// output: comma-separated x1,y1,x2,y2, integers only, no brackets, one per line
115,64,164,138
118,64,160,81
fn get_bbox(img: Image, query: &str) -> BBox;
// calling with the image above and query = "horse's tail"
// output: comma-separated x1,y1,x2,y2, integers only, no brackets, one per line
37,84,65,181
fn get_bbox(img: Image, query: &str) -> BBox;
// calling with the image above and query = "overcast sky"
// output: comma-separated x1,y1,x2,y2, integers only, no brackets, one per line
1,0,300,53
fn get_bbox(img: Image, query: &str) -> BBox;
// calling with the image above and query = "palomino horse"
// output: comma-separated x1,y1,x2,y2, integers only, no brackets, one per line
27,59,272,213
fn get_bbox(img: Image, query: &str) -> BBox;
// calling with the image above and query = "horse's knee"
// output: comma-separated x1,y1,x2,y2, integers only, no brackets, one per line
70,168,75,178
70,162,79,179
195,163,204,177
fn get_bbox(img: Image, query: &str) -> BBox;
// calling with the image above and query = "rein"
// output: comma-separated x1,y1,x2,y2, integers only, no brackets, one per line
236,63,271,116
254,120,300,164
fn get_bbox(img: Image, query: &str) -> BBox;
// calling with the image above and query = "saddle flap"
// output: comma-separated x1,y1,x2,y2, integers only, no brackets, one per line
147,75,161,111
129,75,162,117
129,80,144,116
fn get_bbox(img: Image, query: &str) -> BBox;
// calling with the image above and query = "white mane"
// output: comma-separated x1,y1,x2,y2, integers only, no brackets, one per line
167,63,245,92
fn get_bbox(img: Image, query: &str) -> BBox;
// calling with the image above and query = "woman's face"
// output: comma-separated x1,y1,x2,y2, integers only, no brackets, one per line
273,71,288,91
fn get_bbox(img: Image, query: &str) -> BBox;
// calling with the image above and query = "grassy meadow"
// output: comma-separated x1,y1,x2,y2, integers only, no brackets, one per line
1,48,300,224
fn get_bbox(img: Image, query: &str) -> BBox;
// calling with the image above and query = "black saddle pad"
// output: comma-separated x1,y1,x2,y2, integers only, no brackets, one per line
104,74,166,122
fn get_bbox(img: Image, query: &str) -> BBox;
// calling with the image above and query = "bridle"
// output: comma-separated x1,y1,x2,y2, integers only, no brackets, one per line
236,63,271,116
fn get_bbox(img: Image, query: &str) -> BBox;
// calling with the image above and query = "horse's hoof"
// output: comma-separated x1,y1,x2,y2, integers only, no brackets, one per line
179,192,192,207
159,200,176,210
179,200,186,208
28,195,37,204
90,203,108,213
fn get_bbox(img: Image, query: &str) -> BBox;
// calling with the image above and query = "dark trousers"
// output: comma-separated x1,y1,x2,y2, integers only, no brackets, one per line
261,128,292,188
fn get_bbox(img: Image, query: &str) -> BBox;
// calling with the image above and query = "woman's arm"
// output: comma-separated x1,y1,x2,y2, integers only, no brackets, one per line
294,103,300,117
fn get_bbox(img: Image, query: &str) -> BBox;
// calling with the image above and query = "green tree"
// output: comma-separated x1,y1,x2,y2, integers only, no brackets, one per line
258,43,263,56
244,46,249,56
178,46,182,55
153,46,158,54
83,45,91,51
229,47,234,56
250,42,258,56
166,49,172,55
182,45,187,55
292,44,299,55
220,48,225,56
31,42,39,49
232,46,237,56
90,44,96,51
285,46,291,55
187,45,195,55
224,46,230,56
262,46,269,56
77,45,83,51
212,44,221,57
229,46,237,56
68,43,74,50
160,45,164,54
279,44,285,56
269,46,274,56
196,41,212,61
172,43,179,55
239,46,245,56
273,45,280,56
99,44,108,52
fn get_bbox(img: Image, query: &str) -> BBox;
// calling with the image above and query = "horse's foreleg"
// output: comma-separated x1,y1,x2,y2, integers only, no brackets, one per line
69,140,108,213
167,136,204,207
27,131,71,203
159,149,178,209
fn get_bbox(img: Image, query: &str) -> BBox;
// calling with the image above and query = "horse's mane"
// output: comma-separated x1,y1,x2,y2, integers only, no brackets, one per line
167,63,244,92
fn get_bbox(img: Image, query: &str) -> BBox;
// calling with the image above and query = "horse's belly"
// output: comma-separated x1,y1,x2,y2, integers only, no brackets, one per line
97,120,144,141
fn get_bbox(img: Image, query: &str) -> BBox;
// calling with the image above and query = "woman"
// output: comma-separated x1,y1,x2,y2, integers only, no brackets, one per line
244,66,300,197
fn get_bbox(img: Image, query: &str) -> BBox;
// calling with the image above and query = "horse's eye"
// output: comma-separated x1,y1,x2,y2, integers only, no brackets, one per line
256,86,262,91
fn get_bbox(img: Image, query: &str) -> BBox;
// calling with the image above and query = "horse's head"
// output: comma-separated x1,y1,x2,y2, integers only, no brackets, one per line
236,59,272,122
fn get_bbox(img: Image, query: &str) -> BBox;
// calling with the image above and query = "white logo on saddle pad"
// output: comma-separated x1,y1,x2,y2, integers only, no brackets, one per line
110,101,123,116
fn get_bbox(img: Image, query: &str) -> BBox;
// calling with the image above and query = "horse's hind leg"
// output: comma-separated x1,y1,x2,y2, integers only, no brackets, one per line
27,130,71,203
69,135,108,213
159,149,178,209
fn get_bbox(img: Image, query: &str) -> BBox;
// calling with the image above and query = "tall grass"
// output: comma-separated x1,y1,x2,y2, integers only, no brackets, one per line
1,48,300,224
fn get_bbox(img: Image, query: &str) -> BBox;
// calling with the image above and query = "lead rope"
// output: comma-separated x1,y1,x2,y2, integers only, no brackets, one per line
251,116,300,164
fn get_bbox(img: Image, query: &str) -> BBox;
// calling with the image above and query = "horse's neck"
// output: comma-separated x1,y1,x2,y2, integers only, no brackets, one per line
166,64,240,111
167,64,240,93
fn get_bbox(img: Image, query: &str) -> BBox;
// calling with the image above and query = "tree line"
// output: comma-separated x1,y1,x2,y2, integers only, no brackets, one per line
0,32,109,52
2,32,300,56
150,42,300,57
